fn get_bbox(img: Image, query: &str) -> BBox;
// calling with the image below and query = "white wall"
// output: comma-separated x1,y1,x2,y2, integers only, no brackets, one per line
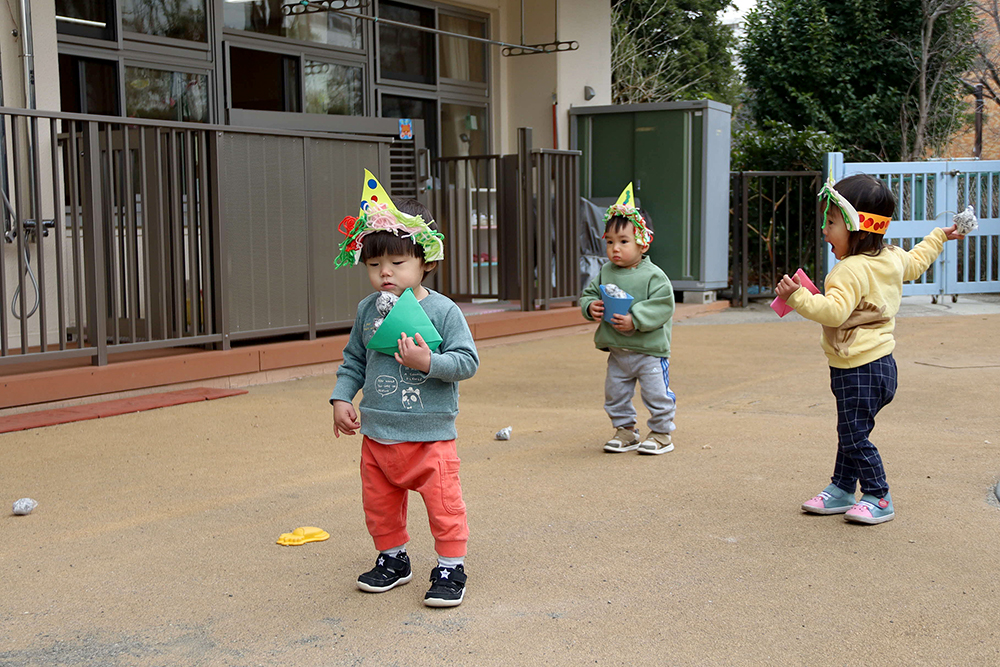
445,0,611,154
555,0,611,150
0,1,60,111
0,1,65,350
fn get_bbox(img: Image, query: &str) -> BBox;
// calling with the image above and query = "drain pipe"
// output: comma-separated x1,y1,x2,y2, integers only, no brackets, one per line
7,0,38,326
17,0,35,109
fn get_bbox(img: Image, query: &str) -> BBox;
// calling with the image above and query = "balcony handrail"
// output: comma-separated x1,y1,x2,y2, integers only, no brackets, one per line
434,154,503,163
0,106,396,144
531,148,582,156
735,170,823,177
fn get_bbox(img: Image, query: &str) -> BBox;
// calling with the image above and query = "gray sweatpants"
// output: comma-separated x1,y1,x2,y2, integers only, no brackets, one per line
604,347,676,434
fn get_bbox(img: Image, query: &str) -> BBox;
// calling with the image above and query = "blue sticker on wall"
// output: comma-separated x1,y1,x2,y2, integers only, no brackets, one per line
398,118,413,140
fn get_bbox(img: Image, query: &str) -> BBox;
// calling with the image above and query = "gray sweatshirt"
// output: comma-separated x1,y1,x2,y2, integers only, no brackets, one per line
330,289,479,442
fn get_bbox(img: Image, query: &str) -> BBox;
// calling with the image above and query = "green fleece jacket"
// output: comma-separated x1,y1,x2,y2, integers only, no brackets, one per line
787,228,947,368
330,289,479,442
579,257,675,358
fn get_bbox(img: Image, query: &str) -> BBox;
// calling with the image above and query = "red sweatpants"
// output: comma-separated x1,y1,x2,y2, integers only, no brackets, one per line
360,436,469,558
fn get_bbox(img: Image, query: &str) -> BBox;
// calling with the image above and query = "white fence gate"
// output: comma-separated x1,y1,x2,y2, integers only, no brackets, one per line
829,152,1000,298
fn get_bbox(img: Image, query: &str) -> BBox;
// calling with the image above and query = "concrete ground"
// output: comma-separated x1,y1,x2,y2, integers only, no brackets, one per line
2,298,999,666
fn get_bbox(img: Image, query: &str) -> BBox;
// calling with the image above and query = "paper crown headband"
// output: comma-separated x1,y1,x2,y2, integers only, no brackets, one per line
335,169,446,268
818,177,891,235
603,183,653,246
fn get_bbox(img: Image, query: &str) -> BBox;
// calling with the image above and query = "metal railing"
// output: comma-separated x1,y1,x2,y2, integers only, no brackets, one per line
0,106,401,368
431,128,581,310
0,109,221,366
524,140,581,310
432,154,508,299
729,171,823,307
0,107,584,372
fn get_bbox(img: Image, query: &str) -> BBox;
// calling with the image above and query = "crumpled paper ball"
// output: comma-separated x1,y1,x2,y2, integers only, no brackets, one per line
372,291,399,333
953,205,978,236
372,292,399,333
603,283,628,299
376,291,398,316
12,498,37,515
495,426,512,440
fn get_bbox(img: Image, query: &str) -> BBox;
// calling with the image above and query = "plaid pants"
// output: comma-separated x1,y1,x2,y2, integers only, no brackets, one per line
829,354,897,498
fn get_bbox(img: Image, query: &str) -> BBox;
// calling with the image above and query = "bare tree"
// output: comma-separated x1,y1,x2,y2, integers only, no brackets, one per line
898,0,978,159
967,1,1000,98
611,1,731,105
964,0,1000,155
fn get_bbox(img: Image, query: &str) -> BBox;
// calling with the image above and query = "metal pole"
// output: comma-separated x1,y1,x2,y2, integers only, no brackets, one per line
975,83,983,159
18,0,35,109
518,128,533,310
328,9,543,53
554,0,558,43
82,121,108,366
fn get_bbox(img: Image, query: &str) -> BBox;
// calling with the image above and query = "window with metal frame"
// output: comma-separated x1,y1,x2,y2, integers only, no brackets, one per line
124,66,210,122
55,0,116,41
58,54,120,115
438,13,486,85
121,0,208,43
223,0,365,51
378,1,436,85
230,47,302,112
304,60,365,115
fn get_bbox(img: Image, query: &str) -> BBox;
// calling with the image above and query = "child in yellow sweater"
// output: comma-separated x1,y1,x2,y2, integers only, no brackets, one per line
775,174,965,524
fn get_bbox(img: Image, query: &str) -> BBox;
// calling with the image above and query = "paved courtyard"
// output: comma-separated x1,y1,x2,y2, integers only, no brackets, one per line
2,300,999,666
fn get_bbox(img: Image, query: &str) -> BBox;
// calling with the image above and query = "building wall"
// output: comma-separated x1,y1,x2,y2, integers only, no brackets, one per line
0,1,611,351
2,1,611,157
500,0,558,151
450,0,611,154
0,1,60,111
0,2,63,350
555,0,612,150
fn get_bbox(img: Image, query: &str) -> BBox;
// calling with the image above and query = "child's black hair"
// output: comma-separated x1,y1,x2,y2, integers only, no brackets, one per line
359,198,439,276
604,208,654,240
836,174,895,257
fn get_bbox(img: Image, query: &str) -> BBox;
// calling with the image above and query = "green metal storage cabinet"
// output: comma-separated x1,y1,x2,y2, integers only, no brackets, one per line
570,101,731,299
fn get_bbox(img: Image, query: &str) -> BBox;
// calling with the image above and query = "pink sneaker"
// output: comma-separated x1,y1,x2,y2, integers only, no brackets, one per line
801,484,855,515
844,493,895,525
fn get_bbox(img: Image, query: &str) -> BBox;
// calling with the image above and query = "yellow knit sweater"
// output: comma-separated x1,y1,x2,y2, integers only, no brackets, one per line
786,228,947,368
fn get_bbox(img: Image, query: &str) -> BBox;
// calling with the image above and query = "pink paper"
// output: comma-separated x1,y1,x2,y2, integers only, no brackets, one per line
770,269,820,317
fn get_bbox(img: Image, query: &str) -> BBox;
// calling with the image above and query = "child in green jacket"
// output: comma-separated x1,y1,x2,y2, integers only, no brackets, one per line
580,184,676,455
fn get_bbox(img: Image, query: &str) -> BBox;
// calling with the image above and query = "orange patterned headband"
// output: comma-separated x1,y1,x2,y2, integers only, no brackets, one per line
856,211,891,235
818,178,891,235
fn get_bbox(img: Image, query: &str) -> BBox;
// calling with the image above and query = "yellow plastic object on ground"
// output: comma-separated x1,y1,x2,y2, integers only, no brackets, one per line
276,526,330,546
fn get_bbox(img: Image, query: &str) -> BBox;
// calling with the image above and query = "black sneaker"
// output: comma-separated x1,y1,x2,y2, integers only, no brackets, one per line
423,565,467,607
356,552,412,593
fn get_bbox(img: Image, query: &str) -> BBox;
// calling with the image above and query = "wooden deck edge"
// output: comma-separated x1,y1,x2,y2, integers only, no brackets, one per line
0,349,259,409
0,388,249,433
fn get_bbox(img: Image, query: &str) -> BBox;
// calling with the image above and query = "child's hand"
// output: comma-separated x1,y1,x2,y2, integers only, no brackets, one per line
333,400,360,437
611,312,635,333
395,332,432,373
942,223,966,241
775,273,801,300
588,300,605,320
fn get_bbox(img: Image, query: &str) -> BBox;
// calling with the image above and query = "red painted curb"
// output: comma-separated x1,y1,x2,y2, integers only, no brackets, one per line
0,387,249,434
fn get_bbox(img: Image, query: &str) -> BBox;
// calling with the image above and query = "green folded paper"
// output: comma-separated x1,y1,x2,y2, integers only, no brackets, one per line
365,288,443,356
